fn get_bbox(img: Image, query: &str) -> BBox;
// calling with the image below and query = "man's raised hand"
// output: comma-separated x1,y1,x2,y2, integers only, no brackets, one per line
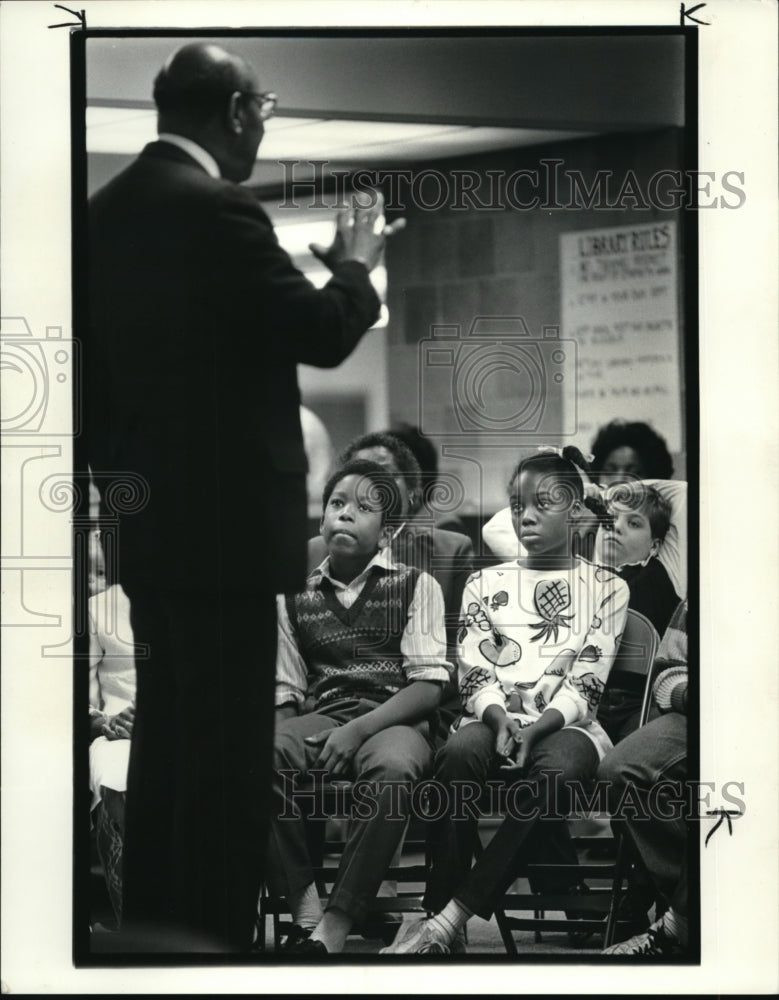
309,189,406,273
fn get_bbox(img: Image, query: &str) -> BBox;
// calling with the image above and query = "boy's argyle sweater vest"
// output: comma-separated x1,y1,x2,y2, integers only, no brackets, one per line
286,564,421,710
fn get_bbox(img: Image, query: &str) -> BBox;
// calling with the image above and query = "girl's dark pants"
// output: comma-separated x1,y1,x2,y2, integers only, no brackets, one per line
423,721,599,919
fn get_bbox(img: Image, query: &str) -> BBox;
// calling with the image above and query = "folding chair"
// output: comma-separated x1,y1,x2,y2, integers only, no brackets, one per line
486,609,661,953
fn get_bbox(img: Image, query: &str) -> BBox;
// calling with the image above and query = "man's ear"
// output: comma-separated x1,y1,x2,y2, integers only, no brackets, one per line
649,537,661,558
379,521,394,549
227,91,243,134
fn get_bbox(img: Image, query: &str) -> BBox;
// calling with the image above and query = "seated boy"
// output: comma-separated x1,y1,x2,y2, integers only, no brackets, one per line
268,459,451,955
596,483,679,743
600,598,690,955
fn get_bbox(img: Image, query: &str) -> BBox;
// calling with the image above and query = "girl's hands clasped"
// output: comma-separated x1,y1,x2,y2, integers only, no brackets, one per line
494,714,523,758
498,722,541,774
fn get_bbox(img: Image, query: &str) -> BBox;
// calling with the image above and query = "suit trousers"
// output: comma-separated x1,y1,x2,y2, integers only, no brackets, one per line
266,700,434,923
423,722,599,919
120,582,277,952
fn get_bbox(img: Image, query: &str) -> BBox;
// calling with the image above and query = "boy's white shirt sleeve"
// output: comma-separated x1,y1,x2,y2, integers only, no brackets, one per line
275,593,308,707
546,573,631,726
401,571,453,684
481,507,523,561
457,574,506,720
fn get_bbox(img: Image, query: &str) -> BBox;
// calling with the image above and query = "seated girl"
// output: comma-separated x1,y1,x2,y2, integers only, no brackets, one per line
381,446,629,955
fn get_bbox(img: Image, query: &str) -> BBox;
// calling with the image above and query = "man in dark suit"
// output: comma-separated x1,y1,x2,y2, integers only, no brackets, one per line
86,42,403,952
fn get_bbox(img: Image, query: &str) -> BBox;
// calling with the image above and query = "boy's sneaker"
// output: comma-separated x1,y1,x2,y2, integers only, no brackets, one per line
602,915,683,956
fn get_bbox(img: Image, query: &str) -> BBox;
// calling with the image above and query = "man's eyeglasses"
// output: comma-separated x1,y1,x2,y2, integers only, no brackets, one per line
242,91,277,121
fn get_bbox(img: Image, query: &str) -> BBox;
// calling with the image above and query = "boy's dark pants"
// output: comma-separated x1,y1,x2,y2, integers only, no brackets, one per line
423,722,598,919
266,699,434,923
598,712,688,917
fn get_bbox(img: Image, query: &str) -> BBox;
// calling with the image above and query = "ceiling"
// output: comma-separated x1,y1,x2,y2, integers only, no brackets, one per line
86,105,596,166
86,33,685,192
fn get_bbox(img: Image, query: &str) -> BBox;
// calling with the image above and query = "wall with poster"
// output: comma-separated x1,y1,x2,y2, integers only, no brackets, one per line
384,129,686,515
560,221,682,452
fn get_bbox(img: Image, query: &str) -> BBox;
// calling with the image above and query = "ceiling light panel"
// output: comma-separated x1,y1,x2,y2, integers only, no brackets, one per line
86,106,591,163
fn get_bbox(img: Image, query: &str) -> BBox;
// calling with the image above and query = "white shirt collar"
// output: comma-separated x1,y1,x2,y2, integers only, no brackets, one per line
311,546,396,588
157,133,221,179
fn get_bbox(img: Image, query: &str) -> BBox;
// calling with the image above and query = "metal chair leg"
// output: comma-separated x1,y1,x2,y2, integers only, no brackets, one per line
493,905,520,955
604,833,628,948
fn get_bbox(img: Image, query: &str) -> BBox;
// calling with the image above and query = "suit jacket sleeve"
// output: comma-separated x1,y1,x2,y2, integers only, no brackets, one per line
213,185,381,368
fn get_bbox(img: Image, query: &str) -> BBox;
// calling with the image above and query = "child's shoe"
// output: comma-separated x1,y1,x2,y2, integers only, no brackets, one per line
287,937,328,956
602,915,683,956
281,924,313,951
379,917,451,954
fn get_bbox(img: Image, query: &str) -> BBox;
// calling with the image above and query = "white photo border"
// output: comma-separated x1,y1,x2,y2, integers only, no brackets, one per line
1,0,777,994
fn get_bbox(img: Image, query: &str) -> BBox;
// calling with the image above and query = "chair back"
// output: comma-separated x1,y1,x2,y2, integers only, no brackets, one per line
607,608,661,727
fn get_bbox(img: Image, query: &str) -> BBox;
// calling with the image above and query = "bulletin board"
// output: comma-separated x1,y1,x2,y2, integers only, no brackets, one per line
560,221,682,452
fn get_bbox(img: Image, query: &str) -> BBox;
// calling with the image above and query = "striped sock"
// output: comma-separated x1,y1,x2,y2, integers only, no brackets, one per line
662,907,688,948
427,899,473,945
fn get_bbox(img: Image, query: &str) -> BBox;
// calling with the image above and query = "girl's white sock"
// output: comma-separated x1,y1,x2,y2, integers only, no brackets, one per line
427,898,473,944
289,881,324,930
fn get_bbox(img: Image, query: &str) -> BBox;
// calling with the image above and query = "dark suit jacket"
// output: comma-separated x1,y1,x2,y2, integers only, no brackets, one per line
87,141,380,593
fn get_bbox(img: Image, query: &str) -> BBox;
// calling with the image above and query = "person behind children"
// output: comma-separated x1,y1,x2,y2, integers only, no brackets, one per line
269,459,451,955
590,419,674,485
381,446,630,955
388,422,467,534
88,530,136,927
599,599,690,956
596,482,680,743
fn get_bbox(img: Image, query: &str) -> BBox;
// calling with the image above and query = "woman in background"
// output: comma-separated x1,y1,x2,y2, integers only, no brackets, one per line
589,419,674,485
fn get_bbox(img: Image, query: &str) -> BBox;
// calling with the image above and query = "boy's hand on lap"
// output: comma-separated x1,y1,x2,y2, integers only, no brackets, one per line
306,721,365,777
